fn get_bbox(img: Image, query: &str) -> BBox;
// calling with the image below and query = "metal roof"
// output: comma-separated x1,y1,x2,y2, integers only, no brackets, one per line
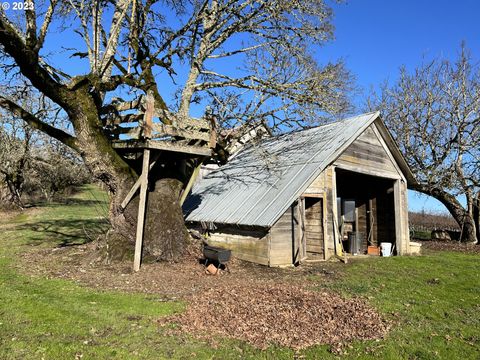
184,112,380,227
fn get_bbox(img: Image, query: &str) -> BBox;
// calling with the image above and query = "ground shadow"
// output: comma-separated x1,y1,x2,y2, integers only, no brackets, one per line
16,218,109,247
33,198,107,208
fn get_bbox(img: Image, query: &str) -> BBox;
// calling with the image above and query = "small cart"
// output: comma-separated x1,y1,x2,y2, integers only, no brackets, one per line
203,245,231,274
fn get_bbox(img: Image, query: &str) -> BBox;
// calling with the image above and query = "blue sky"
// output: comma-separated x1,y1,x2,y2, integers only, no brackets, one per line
13,0,478,214
317,0,479,213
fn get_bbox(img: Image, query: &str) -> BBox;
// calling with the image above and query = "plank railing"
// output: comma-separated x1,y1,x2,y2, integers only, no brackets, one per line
108,116,215,149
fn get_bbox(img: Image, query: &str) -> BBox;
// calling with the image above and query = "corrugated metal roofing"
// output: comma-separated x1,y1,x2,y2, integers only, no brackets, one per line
184,111,380,227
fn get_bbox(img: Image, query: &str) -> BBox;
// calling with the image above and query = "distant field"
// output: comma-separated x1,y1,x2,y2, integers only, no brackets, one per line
0,185,479,359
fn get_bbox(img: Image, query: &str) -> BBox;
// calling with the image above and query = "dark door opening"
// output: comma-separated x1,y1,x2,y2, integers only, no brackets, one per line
335,169,396,254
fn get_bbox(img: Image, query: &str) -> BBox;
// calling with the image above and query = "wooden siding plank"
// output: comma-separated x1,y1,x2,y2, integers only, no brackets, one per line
333,125,401,179
304,197,324,257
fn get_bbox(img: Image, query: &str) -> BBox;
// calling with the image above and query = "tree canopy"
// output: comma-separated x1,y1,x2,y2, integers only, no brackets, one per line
0,1,353,261
370,46,479,243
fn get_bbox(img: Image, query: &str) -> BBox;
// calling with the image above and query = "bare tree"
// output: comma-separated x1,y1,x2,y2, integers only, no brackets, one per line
369,46,480,243
0,110,34,208
0,1,353,261
0,86,91,206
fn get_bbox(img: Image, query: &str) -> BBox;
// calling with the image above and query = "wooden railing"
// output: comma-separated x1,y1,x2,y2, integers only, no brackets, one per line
108,104,216,156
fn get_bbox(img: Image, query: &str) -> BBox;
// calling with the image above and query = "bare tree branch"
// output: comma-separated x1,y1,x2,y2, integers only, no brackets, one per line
0,96,78,151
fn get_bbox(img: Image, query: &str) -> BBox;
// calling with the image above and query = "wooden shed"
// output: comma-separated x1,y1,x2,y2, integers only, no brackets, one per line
184,112,415,266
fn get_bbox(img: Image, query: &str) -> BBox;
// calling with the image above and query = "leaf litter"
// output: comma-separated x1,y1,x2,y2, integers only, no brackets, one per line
159,283,390,350
17,235,390,350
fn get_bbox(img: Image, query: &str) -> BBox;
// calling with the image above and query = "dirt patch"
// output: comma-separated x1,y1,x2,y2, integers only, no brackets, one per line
17,242,388,349
418,240,480,254
159,283,390,350
18,241,341,299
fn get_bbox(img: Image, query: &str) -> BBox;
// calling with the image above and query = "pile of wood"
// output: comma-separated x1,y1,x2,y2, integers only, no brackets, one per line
159,283,390,349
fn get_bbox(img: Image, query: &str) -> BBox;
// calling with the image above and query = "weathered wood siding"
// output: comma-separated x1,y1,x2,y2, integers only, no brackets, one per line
334,125,401,179
304,166,335,259
304,197,324,257
269,205,296,266
207,226,270,265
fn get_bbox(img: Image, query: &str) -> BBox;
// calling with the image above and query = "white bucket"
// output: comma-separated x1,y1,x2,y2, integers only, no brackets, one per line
380,242,393,257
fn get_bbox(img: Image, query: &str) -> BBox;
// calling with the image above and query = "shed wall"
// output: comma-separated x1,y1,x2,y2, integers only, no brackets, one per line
268,204,297,266
304,166,336,259
207,226,270,265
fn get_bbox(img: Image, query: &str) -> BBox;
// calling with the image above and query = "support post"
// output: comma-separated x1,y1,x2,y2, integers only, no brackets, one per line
179,161,203,206
394,179,409,255
143,92,154,139
120,152,160,209
133,149,150,272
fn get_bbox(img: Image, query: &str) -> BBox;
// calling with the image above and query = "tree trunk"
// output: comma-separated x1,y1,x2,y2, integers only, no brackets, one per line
413,184,478,243
143,177,189,261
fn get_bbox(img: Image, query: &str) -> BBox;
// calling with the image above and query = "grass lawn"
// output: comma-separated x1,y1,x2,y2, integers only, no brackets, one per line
0,185,479,359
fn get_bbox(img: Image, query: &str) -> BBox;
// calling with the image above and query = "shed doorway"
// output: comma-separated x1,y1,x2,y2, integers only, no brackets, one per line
335,169,396,255
303,197,325,260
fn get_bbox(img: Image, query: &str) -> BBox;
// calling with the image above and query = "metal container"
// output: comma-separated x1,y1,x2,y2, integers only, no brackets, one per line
203,245,232,264
348,233,361,255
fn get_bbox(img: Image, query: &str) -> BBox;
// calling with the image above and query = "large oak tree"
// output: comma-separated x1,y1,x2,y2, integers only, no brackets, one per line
0,0,352,261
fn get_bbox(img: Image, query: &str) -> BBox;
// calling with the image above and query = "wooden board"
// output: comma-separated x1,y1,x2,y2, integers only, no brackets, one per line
207,227,269,266
269,206,295,266
334,126,401,179
151,123,210,141
304,197,324,257
133,149,150,272
112,139,212,156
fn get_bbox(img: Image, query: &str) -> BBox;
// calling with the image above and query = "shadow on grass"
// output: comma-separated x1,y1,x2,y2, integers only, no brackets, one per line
16,218,110,247
33,198,107,208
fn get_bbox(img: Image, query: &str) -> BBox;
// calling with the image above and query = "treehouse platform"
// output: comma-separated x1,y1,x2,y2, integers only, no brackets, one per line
107,94,217,272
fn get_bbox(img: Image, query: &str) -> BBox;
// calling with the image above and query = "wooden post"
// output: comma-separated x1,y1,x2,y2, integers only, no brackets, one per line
120,152,160,209
179,162,202,206
331,166,343,257
143,92,154,139
133,149,150,272
297,197,306,262
394,179,409,255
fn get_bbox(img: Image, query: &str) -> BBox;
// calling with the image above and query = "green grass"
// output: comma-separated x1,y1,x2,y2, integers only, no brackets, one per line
1,185,479,359
312,254,480,359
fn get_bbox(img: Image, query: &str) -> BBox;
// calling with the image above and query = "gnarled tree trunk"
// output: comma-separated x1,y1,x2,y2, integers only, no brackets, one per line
413,184,478,243
105,152,191,263
143,177,189,261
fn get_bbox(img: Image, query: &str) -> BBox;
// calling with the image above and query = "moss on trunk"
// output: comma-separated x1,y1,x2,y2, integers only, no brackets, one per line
143,178,189,261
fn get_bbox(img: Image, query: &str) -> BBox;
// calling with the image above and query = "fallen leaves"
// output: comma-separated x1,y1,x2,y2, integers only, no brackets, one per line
159,283,390,350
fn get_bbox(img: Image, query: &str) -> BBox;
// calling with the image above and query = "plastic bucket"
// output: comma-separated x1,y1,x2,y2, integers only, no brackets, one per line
380,242,392,257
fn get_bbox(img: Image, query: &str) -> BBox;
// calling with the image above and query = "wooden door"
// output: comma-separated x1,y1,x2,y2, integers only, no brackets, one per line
304,197,324,258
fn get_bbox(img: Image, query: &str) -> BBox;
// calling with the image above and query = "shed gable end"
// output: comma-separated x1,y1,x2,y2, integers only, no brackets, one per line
333,125,402,179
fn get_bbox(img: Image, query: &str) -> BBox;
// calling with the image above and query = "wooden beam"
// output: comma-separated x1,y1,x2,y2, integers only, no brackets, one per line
331,166,343,257
151,123,210,141
146,140,212,156
394,179,410,255
133,149,150,272
111,139,212,156
143,92,154,139
120,152,160,209
111,140,147,149
179,162,203,206
299,198,307,261
155,112,210,129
